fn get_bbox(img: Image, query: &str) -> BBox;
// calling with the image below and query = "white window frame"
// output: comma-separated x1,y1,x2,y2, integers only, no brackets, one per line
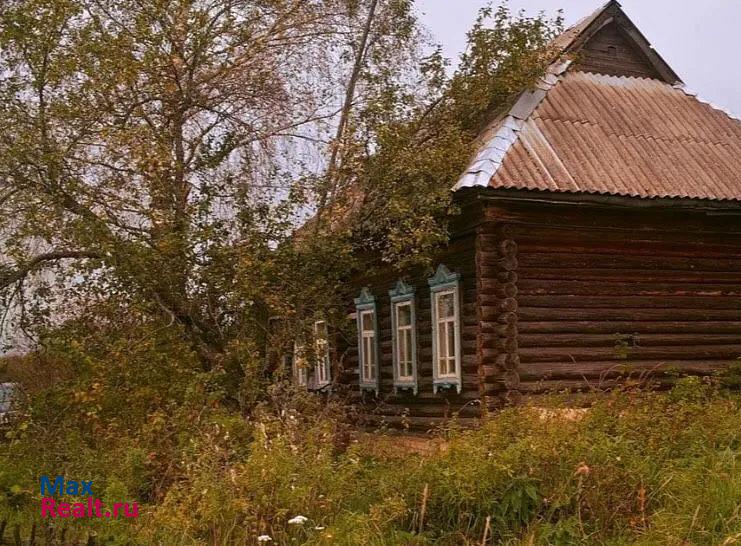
354,288,379,394
293,342,308,387
433,289,458,378
428,264,462,394
389,280,417,395
359,310,377,383
313,320,331,389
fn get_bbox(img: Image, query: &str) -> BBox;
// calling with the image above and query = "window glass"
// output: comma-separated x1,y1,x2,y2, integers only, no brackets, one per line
394,301,414,381
293,343,308,386
400,329,412,378
435,289,458,378
428,265,462,392
314,320,330,385
437,291,455,319
397,303,411,327
361,311,373,332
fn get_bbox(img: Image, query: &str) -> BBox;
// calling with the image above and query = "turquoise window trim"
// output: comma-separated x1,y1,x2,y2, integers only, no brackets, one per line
354,288,379,394
389,280,418,395
428,265,462,394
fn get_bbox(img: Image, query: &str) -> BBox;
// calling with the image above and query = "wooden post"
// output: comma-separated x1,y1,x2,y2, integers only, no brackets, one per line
481,515,491,546
418,483,429,534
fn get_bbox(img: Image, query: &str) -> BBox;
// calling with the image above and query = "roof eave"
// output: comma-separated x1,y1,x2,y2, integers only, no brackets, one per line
459,186,741,213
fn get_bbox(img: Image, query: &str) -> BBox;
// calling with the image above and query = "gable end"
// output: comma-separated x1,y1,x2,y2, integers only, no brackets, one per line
560,1,681,84
574,21,662,79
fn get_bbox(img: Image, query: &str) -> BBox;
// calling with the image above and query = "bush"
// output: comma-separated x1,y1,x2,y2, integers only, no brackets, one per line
3,331,741,546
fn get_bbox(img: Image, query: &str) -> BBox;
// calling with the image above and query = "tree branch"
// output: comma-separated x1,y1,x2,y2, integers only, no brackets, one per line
0,250,101,290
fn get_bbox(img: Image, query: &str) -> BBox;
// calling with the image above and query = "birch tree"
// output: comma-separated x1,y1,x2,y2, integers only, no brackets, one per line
0,0,421,365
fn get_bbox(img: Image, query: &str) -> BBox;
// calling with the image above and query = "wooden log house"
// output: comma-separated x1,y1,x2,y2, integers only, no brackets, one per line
286,1,741,429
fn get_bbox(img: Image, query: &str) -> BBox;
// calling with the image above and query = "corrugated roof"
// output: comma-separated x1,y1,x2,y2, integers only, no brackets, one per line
454,1,741,202
484,71,741,201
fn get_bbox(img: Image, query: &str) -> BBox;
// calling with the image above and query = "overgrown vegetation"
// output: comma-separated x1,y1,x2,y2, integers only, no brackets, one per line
4,338,741,546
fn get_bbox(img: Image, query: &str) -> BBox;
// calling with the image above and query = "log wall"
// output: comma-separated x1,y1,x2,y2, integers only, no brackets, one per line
342,230,482,430
340,193,741,425
480,200,741,398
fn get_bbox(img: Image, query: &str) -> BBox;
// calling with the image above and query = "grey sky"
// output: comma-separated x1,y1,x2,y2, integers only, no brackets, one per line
417,0,741,116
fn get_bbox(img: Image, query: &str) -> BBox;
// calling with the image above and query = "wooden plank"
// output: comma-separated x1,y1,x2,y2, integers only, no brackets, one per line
519,332,741,348
517,252,741,273
517,320,741,334
519,360,729,381
518,344,741,363
519,266,741,284
517,307,741,321
517,294,741,310
515,241,741,260
575,22,663,79
485,205,741,235
518,280,741,296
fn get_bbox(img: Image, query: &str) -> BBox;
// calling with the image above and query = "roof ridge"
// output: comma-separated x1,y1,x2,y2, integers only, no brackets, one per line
575,70,669,82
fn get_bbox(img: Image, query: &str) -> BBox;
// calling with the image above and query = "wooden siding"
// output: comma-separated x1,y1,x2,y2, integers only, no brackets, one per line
341,231,481,430
481,201,741,398
574,22,662,80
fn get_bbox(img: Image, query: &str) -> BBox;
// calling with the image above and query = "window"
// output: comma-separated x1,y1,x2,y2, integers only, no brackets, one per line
389,280,417,394
359,310,376,382
434,290,457,377
428,265,462,393
293,342,308,387
395,303,414,378
313,320,331,388
354,288,379,393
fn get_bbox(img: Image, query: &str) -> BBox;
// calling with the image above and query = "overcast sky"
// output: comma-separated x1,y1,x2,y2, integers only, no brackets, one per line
417,0,741,116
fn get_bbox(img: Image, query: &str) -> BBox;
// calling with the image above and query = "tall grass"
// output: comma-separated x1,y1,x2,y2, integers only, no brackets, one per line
3,371,741,545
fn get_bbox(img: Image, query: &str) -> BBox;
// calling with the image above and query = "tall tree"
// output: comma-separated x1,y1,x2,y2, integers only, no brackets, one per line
0,0,561,380
0,0,422,365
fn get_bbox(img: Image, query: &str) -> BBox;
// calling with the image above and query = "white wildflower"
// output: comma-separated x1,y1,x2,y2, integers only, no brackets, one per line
288,515,308,525
257,535,272,542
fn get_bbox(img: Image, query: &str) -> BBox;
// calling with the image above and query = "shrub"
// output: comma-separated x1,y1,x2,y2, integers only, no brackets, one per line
3,335,741,546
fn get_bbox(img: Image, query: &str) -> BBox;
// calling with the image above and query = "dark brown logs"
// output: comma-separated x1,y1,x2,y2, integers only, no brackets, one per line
481,232,521,396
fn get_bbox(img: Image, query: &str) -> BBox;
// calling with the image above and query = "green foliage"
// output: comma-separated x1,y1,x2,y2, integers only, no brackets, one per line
344,4,562,270
5,353,741,546
0,0,427,373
